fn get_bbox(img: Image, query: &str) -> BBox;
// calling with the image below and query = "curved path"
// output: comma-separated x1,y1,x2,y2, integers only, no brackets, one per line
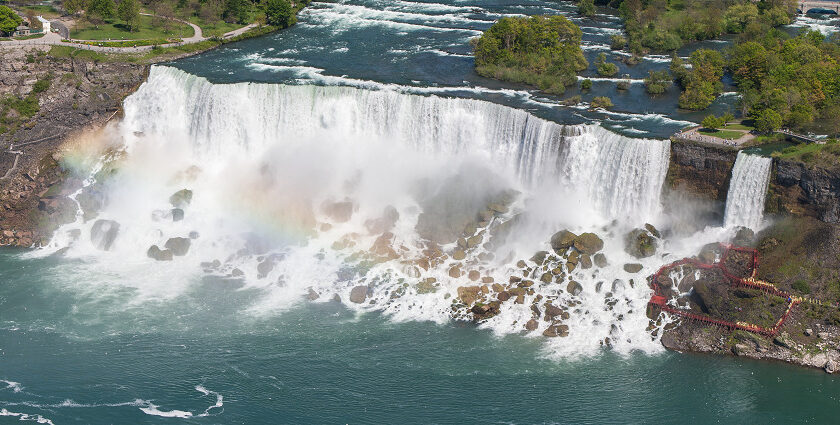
0,14,255,53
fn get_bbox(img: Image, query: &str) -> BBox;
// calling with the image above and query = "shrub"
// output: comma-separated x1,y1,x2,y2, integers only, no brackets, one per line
792,280,811,294
581,79,592,90
591,96,613,109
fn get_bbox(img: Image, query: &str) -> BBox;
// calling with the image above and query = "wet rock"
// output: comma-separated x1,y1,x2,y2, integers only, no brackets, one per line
525,319,539,331
550,230,577,253
698,243,722,264
417,278,438,294
566,281,583,296
543,324,570,337
805,328,814,336
472,301,501,319
146,245,173,261
530,250,549,265
307,288,320,300
732,226,755,247
644,223,661,238
169,189,193,208
171,208,184,222
625,228,658,259
567,250,580,265
458,286,481,305
323,200,355,223
189,231,200,239
257,258,276,279
164,237,191,256
90,219,120,251
623,263,643,273
544,303,564,318
452,249,466,261
826,359,838,374
574,233,604,255
364,206,399,234
468,270,481,281
449,265,462,278
579,254,592,269
350,286,368,303
540,272,553,283
594,253,608,268
497,291,511,301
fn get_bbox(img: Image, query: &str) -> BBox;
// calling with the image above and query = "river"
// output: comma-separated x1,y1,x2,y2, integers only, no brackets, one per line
2,1,840,423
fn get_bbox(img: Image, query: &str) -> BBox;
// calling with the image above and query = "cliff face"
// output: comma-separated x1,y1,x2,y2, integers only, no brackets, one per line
770,159,840,223
0,46,148,247
666,140,738,201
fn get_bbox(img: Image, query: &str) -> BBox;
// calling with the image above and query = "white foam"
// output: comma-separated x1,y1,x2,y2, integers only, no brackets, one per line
0,409,55,425
724,152,772,230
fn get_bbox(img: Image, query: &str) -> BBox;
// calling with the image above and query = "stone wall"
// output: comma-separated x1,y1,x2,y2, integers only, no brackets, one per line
666,139,738,201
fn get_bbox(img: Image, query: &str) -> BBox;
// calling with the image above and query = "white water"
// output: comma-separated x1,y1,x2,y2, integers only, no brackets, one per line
41,66,684,358
724,151,773,230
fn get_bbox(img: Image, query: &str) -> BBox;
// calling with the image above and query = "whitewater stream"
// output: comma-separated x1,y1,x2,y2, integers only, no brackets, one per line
2,1,839,423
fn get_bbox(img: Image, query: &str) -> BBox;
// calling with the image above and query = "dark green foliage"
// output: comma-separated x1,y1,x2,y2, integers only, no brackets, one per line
675,49,725,110
610,34,626,50
643,69,670,94
266,0,296,28
86,0,116,25
793,279,811,294
591,96,613,109
702,114,726,129
0,5,22,36
224,0,250,24
473,15,589,94
578,0,596,17
31,76,51,94
595,52,618,77
581,78,592,90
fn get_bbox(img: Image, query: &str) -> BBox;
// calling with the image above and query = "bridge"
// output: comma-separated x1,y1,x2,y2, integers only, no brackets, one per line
798,1,840,14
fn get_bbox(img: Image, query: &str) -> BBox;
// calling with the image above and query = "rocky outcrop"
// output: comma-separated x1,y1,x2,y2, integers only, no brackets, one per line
771,159,840,223
667,140,737,201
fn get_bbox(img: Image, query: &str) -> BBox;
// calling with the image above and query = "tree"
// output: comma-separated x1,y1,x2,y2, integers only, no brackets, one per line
266,0,295,28
26,11,42,31
610,34,626,50
590,96,613,109
578,0,595,17
595,53,618,77
117,0,140,31
755,108,783,132
0,5,23,36
63,0,86,16
86,0,115,26
200,0,222,23
223,0,249,24
581,79,592,90
702,115,725,129
644,70,671,94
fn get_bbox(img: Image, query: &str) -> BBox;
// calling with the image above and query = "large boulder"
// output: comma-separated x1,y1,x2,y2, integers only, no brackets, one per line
457,286,481,305
323,200,354,223
594,253,608,268
623,263,643,273
550,230,577,253
349,285,368,303
147,245,173,261
574,233,604,255
164,237,191,256
566,281,583,296
90,219,120,251
624,228,658,259
543,324,570,337
169,189,193,209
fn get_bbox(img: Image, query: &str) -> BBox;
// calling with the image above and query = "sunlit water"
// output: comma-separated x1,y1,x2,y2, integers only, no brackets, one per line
2,1,839,423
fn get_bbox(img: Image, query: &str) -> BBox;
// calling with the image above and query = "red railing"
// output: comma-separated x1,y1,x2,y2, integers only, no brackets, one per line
648,243,796,337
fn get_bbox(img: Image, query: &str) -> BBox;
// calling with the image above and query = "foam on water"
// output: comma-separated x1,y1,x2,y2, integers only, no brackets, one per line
35,66,735,358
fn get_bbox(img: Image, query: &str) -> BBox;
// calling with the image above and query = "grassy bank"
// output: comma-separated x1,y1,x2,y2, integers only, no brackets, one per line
70,15,194,40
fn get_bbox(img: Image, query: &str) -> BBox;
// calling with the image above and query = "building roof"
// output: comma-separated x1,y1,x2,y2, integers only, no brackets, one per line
16,25,29,30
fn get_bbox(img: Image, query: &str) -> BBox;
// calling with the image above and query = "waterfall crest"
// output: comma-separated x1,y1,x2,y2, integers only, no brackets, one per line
724,151,773,230
124,66,670,221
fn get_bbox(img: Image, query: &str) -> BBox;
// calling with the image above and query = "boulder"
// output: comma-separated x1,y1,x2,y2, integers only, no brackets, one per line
323,200,354,223
171,208,184,222
594,253,608,268
457,286,481,305
169,189,193,208
349,285,368,303
625,228,658,259
623,263,643,273
164,237,191,256
543,324,570,337
530,250,549,265
468,270,481,281
471,301,501,319
449,265,462,278
417,278,438,294
525,319,538,331
544,303,564,318
698,243,721,264
452,250,466,261
579,254,592,269
566,281,583,296
146,245,173,261
550,230,577,253
364,206,399,234
574,233,604,255
732,227,755,247
826,359,838,374
90,219,120,251
644,223,661,238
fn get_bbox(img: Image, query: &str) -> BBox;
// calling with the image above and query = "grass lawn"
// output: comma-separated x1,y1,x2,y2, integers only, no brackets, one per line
188,16,242,38
70,15,193,40
21,5,62,19
725,121,756,131
0,33,46,41
698,128,745,139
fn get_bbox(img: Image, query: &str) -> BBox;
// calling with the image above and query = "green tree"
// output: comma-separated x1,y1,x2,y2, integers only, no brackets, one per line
644,70,671,95
266,0,295,28
755,108,782,132
473,15,589,94
223,0,249,24
581,79,592,90
610,34,626,50
702,115,724,129
723,3,759,34
63,0,86,16
578,0,595,17
0,5,23,35
117,0,140,31
590,96,613,109
595,52,618,77
86,0,115,26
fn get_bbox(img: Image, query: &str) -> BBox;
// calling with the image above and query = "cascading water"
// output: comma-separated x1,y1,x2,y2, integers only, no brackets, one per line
42,65,676,357
723,151,773,230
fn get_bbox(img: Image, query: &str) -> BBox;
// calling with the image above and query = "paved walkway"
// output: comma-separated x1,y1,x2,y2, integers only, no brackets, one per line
0,15,258,53
674,125,755,148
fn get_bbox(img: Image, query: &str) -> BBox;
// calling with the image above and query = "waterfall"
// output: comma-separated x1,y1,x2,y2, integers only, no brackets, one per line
724,151,773,230
123,66,671,221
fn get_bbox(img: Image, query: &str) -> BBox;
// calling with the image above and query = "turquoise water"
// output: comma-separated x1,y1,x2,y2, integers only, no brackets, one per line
2,248,839,423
